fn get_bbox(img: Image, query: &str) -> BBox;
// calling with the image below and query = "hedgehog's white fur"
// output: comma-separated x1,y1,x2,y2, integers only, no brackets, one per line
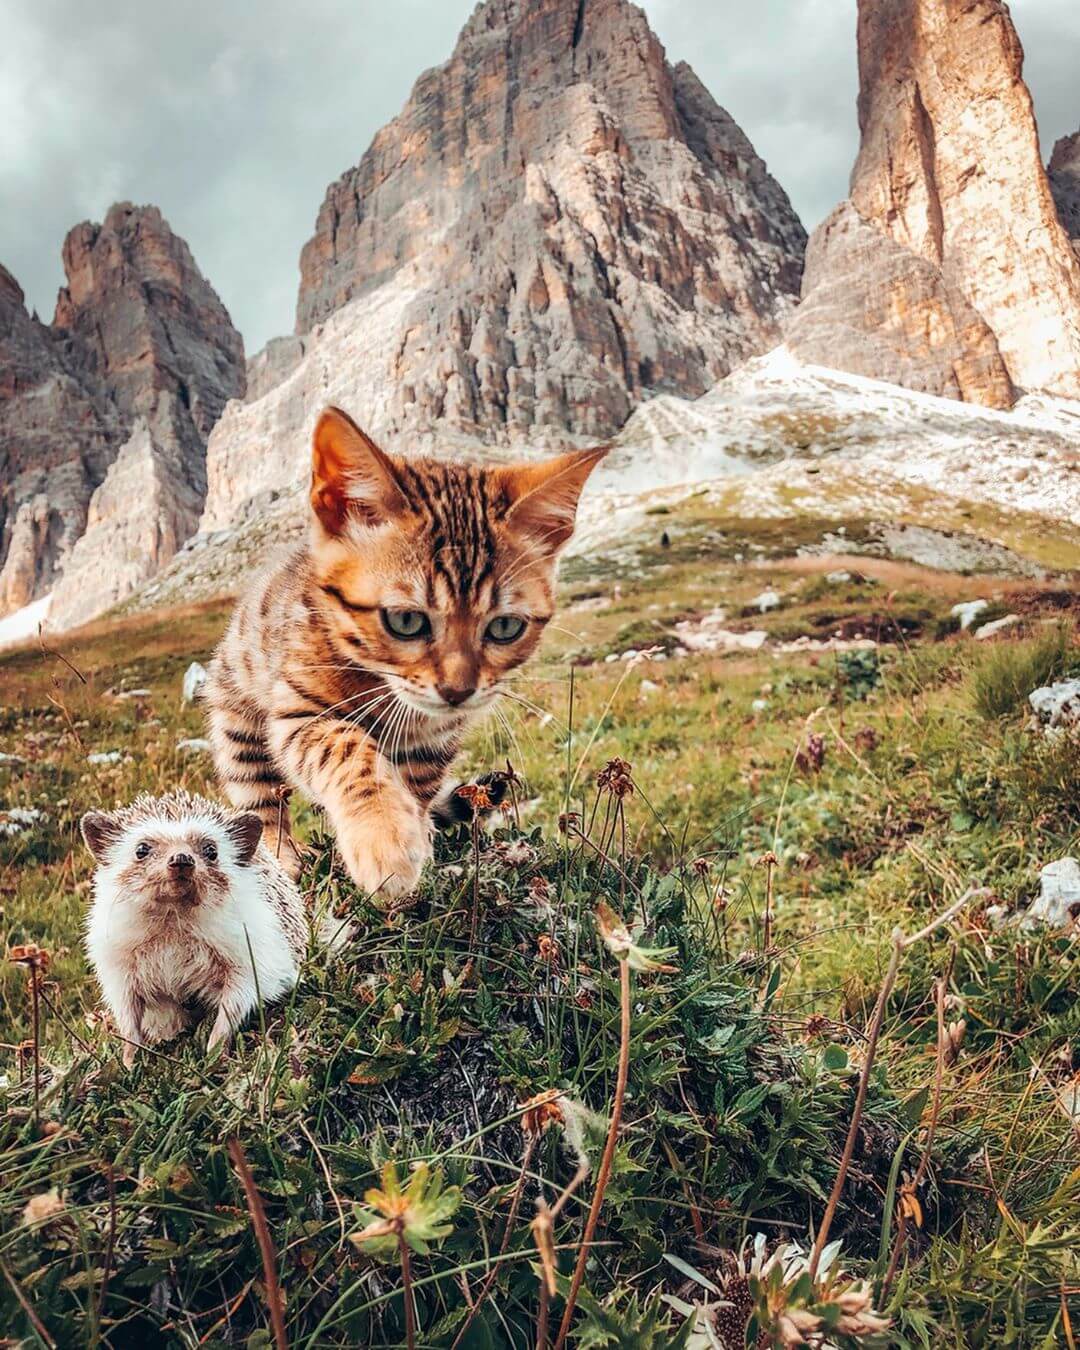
83,789,307,1065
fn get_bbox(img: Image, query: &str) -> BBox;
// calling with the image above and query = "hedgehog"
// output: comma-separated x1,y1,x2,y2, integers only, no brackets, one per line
80,789,308,1066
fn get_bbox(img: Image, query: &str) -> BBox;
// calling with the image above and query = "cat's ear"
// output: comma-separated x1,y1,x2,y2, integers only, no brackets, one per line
499,446,608,555
310,407,409,533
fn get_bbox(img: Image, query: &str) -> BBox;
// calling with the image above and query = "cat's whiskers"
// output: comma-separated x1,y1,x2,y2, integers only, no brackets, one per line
500,689,562,725
492,699,530,780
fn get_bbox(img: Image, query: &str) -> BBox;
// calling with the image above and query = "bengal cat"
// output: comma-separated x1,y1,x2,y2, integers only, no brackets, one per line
204,406,605,900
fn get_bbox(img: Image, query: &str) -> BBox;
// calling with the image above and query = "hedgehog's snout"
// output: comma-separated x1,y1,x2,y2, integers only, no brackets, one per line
168,851,195,873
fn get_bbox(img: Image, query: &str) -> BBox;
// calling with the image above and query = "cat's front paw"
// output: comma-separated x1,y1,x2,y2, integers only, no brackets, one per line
341,814,432,901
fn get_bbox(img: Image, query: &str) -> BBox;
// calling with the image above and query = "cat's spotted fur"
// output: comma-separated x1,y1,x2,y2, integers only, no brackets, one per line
205,407,604,899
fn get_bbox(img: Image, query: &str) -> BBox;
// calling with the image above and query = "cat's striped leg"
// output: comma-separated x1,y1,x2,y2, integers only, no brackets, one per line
206,700,300,876
266,705,431,900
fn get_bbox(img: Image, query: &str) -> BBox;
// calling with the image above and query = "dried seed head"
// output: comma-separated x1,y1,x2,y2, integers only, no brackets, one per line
536,933,559,965
7,943,50,971
596,757,634,798
21,1189,65,1228
691,856,711,877
944,1019,967,1066
520,1090,565,1138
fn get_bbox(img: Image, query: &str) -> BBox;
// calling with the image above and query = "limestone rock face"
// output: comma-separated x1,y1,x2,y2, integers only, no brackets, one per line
53,203,245,468
788,202,1015,406
0,264,121,614
0,205,244,625
1049,131,1080,259
200,0,805,529
788,0,1080,407
48,418,205,630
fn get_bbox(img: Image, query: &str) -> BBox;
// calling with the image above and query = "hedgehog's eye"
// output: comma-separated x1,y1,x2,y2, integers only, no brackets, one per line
134,841,151,861
201,840,218,864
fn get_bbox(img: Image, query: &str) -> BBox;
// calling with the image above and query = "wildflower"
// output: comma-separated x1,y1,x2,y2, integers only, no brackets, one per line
497,837,536,868
557,810,580,834
795,732,827,774
704,1234,891,1348
596,757,634,798
520,1090,565,1138
944,1018,967,1066
803,1013,829,1039
350,1161,461,1259
853,726,879,753
536,933,559,965
528,875,552,903
7,943,50,972
456,782,493,815
898,1180,924,1228
22,1188,65,1227
595,901,677,973
691,856,711,877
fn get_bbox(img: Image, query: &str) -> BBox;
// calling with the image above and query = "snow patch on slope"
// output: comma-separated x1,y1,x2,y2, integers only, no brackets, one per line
0,593,50,649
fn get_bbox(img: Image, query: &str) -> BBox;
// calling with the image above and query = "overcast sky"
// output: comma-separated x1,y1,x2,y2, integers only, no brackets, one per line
3,0,1078,354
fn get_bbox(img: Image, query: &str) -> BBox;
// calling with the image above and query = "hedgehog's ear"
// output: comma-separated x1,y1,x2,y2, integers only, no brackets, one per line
227,813,263,866
81,811,121,862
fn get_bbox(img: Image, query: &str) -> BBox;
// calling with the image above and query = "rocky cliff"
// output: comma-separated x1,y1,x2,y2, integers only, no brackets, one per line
199,0,806,528
1049,130,1080,259
0,205,244,627
788,0,1080,408
0,264,121,616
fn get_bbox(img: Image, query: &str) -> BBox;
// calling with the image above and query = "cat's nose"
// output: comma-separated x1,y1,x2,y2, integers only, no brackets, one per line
168,851,195,871
437,683,475,708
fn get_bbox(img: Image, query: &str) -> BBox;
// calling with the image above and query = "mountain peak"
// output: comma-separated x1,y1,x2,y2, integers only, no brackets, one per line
788,0,1080,407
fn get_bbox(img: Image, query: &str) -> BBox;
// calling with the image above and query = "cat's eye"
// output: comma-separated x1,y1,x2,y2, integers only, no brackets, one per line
486,614,527,644
201,840,218,863
381,608,431,640
134,841,151,861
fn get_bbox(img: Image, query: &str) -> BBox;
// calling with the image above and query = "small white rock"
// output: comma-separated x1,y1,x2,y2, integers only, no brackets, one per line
87,751,122,765
1029,679,1080,731
1023,857,1080,930
825,570,852,584
176,737,212,754
116,688,152,700
951,599,989,630
751,698,769,713
640,679,660,695
973,614,1020,640
751,589,781,613
604,653,619,664
182,661,208,703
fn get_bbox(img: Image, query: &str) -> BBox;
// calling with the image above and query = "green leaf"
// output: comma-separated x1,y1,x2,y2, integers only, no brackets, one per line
822,1044,848,1071
698,1024,736,1054
662,1251,721,1295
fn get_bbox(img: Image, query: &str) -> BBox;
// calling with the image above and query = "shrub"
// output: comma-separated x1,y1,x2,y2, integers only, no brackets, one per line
970,623,1075,720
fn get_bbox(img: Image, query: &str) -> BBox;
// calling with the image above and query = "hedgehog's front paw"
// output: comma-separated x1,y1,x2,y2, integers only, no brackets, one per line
141,1000,188,1045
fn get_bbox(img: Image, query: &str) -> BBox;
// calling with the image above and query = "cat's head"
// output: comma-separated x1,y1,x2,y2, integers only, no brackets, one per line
307,406,607,722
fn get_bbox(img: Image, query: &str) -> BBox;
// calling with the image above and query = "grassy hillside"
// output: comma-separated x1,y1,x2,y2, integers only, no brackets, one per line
1,542,1078,1347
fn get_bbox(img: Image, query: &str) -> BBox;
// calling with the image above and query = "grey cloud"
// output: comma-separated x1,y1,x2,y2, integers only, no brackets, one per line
2,0,1076,354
